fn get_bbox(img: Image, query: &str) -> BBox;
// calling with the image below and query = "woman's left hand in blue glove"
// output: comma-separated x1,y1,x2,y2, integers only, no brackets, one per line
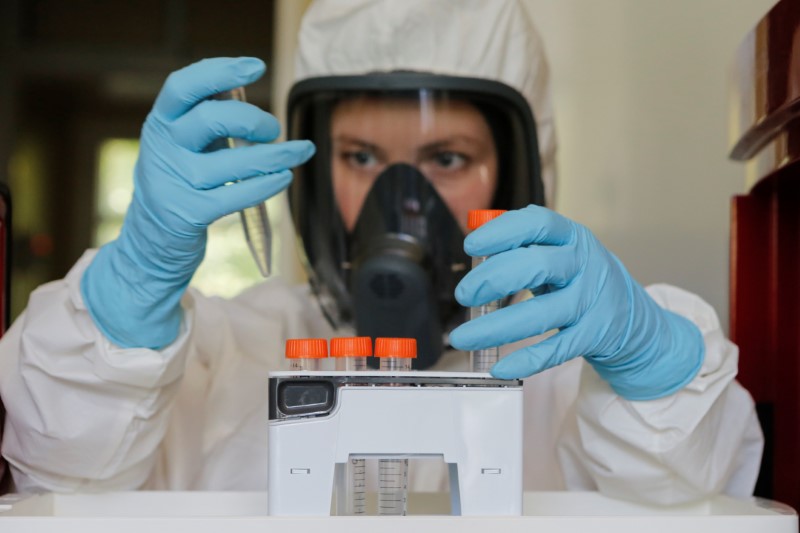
449,205,704,401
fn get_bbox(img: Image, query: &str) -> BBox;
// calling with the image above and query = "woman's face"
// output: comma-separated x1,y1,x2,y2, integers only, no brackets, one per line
330,97,498,233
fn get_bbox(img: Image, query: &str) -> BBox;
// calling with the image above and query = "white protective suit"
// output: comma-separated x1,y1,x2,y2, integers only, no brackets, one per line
0,0,763,505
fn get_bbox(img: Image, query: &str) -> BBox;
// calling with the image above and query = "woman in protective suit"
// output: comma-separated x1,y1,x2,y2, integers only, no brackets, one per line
0,0,762,504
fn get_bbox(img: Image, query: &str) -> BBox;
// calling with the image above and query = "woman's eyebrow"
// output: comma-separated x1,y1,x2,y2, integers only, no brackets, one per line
332,135,390,162
418,136,483,152
332,134,486,158
331,135,380,152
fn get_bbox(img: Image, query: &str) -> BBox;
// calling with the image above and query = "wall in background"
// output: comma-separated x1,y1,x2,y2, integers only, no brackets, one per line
523,0,777,331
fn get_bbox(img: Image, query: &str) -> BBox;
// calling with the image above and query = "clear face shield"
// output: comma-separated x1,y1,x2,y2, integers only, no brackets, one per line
287,73,544,368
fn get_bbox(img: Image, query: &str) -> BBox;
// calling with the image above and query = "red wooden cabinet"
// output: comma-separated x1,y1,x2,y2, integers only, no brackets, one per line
729,0,800,510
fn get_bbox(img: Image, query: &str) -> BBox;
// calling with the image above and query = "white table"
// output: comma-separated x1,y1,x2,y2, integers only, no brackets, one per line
0,491,796,533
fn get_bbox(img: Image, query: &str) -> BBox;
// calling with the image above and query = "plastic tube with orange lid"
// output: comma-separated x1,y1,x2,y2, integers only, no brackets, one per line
284,338,328,371
467,210,507,373
375,337,416,516
375,337,416,372
331,336,372,372
331,337,372,515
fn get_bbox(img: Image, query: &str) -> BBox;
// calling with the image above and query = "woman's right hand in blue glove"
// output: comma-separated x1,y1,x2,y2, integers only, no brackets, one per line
449,205,703,401
81,57,315,349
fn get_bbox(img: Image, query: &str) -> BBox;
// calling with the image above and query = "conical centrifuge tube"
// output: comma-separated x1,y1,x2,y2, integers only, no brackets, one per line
214,87,273,278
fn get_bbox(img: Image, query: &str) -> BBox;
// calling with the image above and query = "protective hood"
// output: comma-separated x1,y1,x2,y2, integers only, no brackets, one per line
294,0,556,206
286,0,556,366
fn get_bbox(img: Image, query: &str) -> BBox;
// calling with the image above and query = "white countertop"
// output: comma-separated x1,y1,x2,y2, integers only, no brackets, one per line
0,490,795,533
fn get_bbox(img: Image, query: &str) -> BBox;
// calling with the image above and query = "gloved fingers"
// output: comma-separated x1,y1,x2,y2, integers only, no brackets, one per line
448,290,579,351
455,245,580,307
170,100,281,151
490,327,583,379
190,140,315,189
201,169,294,221
465,204,575,257
153,57,266,121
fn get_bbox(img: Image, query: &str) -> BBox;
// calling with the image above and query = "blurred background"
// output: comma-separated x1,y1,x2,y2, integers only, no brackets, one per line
0,0,778,330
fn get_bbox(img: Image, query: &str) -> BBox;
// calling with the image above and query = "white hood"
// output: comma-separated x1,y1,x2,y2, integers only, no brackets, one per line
294,0,557,206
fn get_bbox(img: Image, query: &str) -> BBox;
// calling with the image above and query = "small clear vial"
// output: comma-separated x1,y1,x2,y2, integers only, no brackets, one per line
331,336,372,372
467,210,507,373
330,337,373,516
376,337,415,372
284,338,328,371
375,337,417,516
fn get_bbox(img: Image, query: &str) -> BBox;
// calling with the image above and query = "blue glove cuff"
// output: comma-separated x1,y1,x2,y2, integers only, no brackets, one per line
589,283,705,401
80,200,204,350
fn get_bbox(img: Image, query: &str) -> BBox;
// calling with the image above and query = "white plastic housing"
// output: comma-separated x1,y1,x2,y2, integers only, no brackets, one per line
268,372,523,516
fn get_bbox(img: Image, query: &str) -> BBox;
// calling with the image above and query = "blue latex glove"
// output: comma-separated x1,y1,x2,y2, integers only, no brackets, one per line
449,205,704,401
81,57,315,349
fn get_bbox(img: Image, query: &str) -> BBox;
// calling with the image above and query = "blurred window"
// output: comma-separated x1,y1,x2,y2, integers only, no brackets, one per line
94,138,263,297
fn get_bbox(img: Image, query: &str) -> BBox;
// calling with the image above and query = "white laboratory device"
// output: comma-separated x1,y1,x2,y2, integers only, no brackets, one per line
267,371,523,516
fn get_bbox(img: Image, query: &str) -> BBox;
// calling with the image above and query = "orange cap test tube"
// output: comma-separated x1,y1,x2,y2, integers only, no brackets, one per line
375,337,417,371
285,338,328,371
330,336,372,371
466,210,507,373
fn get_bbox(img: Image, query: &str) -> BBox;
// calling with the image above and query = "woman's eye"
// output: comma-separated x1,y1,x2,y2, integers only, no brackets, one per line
432,151,467,170
344,150,378,168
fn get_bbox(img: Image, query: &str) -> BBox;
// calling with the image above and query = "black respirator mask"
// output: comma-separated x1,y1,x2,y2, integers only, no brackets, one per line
286,73,544,369
349,163,467,368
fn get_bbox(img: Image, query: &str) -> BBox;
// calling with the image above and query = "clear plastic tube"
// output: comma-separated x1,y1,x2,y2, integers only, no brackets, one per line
215,87,272,278
379,357,412,372
378,354,411,516
346,457,367,515
288,357,321,371
284,338,327,371
331,337,372,516
470,255,501,373
378,458,409,516
466,210,506,373
238,202,271,278
344,351,368,515
336,357,368,372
